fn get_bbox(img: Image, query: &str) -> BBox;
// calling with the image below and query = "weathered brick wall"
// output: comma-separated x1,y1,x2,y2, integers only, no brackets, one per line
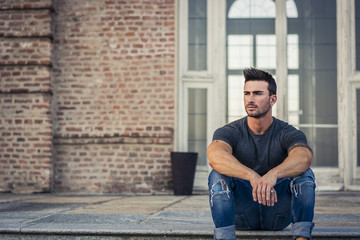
0,0,53,193
52,0,176,193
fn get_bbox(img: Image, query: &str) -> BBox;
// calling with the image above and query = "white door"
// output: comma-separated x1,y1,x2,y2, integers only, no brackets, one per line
177,0,357,191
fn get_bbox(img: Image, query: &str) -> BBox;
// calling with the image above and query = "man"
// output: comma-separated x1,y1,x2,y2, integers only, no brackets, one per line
207,68,316,240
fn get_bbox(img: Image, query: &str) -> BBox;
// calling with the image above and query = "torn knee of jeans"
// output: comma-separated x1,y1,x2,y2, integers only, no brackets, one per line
290,179,316,198
210,180,231,207
211,180,229,193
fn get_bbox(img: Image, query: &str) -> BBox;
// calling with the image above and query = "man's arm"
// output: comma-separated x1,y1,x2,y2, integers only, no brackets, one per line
267,144,313,179
207,140,260,181
208,140,278,206
254,145,313,206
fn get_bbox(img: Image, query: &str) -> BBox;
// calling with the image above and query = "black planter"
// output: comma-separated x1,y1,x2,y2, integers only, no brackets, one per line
170,152,198,195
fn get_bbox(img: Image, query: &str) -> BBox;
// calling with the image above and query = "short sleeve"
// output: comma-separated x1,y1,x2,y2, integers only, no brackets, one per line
281,125,311,153
212,125,238,150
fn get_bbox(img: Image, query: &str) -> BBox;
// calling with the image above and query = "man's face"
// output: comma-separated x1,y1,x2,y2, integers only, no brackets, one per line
243,80,276,118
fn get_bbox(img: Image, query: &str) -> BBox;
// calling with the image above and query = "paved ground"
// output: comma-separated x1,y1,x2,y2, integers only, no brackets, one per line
0,191,360,239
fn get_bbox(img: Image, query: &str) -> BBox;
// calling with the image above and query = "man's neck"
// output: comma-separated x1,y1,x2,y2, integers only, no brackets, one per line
247,114,274,135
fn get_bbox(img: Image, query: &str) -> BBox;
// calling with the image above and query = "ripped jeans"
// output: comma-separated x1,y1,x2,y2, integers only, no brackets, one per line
208,168,316,240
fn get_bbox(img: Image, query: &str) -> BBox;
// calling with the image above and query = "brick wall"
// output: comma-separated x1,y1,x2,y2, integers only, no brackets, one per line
0,0,176,194
0,0,53,193
51,0,176,193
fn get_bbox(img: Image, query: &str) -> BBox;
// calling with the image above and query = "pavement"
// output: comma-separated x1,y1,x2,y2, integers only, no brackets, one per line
0,191,360,239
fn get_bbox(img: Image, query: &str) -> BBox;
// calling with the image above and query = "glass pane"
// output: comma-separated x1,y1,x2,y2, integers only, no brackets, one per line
228,0,275,19
227,75,246,122
227,35,253,69
188,0,207,71
288,75,300,126
356,0,360,71
302,127,338,167
287,0,337,167
188,89,207,167
256,35,276,69
357,89,360,167
287,34,299,69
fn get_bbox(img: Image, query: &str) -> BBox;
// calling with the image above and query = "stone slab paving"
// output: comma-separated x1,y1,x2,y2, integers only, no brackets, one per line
0,192,360,239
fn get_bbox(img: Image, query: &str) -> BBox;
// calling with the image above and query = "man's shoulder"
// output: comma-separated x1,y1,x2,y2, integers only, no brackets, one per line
227,117,247,129
272,117,307,141
273,117,297,131
214,117,247,139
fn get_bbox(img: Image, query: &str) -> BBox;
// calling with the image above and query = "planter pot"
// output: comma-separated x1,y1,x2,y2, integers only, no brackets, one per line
170,152,198,195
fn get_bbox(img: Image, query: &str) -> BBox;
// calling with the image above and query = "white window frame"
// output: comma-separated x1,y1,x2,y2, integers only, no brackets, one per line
177,0,226,152
337,0,360,190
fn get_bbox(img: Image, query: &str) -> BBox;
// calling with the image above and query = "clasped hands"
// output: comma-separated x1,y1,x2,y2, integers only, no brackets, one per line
250,170,278,207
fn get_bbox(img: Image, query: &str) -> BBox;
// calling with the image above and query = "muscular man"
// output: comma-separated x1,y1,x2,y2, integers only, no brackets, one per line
207,68,316,240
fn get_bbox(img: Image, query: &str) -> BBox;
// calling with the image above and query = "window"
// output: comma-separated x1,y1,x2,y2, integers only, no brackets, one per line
188,0,207,71
226,0,275,122
188,89,207,167
356,0,360,71
287,0,337,167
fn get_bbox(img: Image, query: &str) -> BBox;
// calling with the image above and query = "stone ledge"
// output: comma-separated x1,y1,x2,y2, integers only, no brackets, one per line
53,136,173,145
0,0,53,10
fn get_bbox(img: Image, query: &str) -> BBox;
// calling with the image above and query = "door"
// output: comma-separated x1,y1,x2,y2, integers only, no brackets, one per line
225,0,340,190
177,0,225,191
178,0,351,192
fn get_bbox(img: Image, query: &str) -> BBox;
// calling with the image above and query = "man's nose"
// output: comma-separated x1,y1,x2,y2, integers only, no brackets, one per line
248,94,255,103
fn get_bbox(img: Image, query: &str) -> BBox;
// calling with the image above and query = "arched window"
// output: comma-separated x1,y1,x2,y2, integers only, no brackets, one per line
228,0,298,19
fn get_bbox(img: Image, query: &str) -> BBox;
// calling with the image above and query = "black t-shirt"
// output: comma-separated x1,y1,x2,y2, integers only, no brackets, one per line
213,117,309,176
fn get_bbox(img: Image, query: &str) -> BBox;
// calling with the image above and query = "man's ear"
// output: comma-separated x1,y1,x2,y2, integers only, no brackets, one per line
270,95,277,106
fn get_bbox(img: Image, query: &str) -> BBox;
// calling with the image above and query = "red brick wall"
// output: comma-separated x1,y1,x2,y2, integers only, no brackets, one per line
0,0,53,193
0,0,176,194
51,0,176,193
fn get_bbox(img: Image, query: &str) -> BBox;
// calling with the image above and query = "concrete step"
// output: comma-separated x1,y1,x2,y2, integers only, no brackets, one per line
2,228,360,240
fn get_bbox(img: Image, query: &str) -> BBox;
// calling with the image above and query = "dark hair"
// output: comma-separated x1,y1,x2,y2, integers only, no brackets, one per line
243,67,277,95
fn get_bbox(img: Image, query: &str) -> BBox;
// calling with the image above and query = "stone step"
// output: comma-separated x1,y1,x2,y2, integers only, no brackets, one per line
2,229,360,240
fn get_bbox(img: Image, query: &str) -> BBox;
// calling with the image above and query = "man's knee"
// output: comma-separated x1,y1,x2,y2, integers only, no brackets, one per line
208,170,230,187
209,173,231,207
290,168,316,197
211,180,230,194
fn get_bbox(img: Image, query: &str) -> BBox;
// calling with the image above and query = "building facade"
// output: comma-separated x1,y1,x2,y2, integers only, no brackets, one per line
0,0,359,194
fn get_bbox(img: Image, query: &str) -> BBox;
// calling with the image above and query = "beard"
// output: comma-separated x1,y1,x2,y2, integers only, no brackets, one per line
245,101,272,118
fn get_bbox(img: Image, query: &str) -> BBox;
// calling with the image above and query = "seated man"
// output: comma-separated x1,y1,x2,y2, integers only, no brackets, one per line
207,68,316,240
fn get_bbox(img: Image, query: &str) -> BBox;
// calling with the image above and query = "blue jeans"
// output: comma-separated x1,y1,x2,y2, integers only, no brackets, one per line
208,168,316,239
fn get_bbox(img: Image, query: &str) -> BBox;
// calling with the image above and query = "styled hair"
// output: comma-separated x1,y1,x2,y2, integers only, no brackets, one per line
243,67,277,95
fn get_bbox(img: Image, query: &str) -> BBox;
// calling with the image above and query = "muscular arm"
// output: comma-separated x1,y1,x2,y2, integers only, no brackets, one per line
268,144,313,179
207,140,260,182
208,140,312,207
254,145,312,206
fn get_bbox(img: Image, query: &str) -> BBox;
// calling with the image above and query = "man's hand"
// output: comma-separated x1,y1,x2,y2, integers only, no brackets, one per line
249,170,278,206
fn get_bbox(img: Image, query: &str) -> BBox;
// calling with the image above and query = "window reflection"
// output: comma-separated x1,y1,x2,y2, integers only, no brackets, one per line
288,75,300,126
188,0,207,71
228,35,253,69
227,75,246,122
356,0,360,70
228,0,298,18
188,89,207,166
256,35,276,69
357,89,360,167
287,34,299,69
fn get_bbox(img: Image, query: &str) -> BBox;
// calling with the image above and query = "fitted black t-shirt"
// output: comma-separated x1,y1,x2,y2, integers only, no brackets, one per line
213,117,309,176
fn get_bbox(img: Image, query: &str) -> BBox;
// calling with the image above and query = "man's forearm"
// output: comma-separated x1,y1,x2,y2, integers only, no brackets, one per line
269,147,312,179
207,141,260,181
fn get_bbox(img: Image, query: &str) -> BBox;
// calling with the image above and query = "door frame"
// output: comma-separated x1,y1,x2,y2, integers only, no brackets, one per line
177,0,226,190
